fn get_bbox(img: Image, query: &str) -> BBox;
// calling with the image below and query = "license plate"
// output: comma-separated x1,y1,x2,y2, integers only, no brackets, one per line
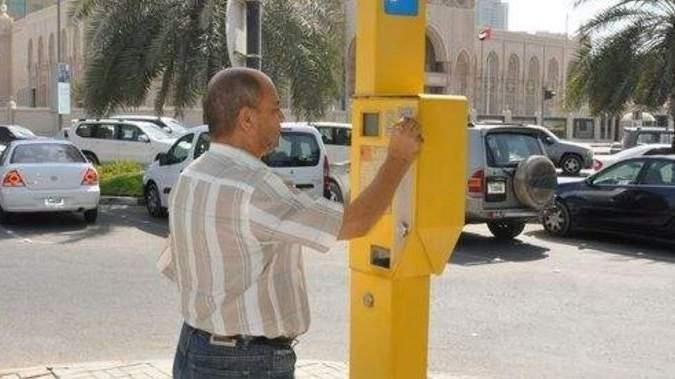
45,197,65,207
487,181,506,195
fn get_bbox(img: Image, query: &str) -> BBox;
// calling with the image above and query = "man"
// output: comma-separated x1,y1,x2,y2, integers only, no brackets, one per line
159,67,422,378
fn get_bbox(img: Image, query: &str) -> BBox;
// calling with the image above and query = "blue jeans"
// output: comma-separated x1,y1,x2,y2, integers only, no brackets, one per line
173,323,297,378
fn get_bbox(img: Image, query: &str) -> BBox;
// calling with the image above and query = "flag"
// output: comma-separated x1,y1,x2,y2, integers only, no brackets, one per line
478,27,492,41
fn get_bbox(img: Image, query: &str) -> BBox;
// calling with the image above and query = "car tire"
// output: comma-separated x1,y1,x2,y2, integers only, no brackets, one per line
561,154,582,176
0,206,14,225
542,200,571,237
325,180,344,203
83,151,100,166
487,220,526,240
145,183,167,218
84,208,98,224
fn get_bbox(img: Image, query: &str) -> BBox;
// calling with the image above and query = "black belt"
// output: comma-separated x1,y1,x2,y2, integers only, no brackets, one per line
191,325,293,347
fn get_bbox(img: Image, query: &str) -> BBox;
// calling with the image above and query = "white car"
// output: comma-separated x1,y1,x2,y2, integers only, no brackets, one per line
65,119,177,165
592,143,673,172
143,123,344,217
0,140,100,224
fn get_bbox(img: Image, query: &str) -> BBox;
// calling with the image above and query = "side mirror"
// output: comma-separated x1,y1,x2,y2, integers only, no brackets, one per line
138,134,150,143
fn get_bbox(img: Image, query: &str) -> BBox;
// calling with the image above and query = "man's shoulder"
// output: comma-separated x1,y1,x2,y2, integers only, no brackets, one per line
182,152,270,189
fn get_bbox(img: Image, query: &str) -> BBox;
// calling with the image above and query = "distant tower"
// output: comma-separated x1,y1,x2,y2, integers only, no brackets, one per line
0,0,14,104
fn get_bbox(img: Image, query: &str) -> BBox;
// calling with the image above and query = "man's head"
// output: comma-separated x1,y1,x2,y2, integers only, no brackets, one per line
203,67,284,157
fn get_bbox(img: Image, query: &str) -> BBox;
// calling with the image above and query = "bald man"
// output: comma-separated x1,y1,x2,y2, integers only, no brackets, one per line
160,68,423,378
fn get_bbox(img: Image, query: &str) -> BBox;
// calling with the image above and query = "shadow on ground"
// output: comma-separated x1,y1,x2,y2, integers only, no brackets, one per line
450,231,550,266
527,229,675,264
0,205,168,243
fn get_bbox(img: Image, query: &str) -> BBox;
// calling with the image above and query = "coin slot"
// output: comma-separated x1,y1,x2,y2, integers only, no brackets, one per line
363,113,380,137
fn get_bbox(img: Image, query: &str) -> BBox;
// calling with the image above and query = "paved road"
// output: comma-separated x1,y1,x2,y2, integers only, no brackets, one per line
1,205,674,378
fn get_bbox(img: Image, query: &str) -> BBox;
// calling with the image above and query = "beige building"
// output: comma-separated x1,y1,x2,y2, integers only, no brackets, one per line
1,0,617,140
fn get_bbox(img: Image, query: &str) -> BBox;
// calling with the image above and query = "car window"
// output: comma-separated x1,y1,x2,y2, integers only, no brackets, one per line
118,124,149,142
637,133,660,145
76,124,95,138
11,143,86,164
660,133,674,144
486,133,541,167
592,160,645,186
262,132,320,167
641,161,675,186
317,127,334,144
94,124,116,140
194,132,210,159
166,133,194,164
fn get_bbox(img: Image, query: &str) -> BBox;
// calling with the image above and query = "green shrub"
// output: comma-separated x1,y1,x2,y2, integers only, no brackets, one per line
97,161,144,197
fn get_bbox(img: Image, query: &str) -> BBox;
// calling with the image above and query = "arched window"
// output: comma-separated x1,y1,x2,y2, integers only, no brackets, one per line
27,39,33,71
61,29,68,62
546,58,560,114
72,26,81,79
505,54,520,114
48,33,55,65
455,51,470,97
525,57,540,115
486,52,499,114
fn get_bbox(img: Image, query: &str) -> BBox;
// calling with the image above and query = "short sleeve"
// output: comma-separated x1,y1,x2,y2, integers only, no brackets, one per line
249,171,344,252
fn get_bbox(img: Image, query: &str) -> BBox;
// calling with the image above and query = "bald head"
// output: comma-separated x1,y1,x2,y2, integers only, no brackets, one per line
203,67,270,138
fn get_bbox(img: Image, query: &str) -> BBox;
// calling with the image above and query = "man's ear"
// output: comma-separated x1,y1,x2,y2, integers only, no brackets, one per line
238,106,257,134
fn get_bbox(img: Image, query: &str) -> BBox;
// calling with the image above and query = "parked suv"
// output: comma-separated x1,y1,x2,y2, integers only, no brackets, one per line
65,119,177,165
527,124,594,175
142,123,346,217
466,124,557,239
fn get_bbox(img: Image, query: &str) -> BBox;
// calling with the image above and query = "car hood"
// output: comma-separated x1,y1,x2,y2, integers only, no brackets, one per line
556,179,587,193
558,140,592,153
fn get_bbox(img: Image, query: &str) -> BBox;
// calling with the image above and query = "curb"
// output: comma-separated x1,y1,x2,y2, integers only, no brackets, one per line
99,196,145,206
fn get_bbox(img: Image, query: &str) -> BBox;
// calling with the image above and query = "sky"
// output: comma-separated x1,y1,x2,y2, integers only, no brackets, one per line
505,0,608,35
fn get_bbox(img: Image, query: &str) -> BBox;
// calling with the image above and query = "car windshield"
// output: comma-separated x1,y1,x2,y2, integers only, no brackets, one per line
486,132,542,167
11,143,86,164
262,132,320,167
135,122,173,139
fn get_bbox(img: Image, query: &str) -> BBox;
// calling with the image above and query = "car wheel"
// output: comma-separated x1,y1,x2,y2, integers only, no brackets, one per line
325,180,344,203
83,151,100,166
542,201,571,237
0,206,14,225
561,154,582,176
84,208,98,224
486,220,526,240
145,183,167,218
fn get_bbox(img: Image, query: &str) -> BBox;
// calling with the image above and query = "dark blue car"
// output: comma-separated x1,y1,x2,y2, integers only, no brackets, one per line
542,156,675,244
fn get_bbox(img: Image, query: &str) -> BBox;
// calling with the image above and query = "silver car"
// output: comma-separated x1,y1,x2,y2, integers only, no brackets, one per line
527,124,594,176
0,140,100,224
466,124,557,240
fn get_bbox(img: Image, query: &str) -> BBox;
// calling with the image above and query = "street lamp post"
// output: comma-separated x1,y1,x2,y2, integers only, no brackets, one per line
246,0,261,69
56,0,62,130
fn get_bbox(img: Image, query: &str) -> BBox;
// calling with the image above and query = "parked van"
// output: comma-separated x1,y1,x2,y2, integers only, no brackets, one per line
142,123,345,217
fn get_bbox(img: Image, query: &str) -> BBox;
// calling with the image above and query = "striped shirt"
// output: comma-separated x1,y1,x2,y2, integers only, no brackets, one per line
157,142,343,338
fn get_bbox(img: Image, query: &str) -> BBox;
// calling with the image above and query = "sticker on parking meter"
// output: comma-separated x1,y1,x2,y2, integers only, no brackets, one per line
384,0,418,16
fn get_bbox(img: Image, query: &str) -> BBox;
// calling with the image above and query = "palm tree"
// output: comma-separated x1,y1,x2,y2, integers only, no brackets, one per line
69,0,345,120
566,0,675,126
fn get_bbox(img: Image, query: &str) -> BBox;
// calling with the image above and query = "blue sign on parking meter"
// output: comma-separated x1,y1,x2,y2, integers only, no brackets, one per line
384,0,418,16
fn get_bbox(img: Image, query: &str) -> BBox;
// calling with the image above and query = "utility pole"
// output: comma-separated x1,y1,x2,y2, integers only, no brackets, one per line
246,0,261,69
56,0,62,130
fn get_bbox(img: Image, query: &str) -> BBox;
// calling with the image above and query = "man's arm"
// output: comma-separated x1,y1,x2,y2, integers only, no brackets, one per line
338,117,423,240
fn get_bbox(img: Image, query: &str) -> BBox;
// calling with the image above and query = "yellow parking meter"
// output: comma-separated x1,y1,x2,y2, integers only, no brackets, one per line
349,1,467,378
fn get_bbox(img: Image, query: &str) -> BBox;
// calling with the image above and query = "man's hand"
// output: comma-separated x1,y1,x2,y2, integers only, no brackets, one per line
387,117,423,165
337,117,424,240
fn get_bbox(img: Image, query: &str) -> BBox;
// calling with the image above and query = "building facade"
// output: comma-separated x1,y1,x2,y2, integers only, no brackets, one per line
1,0,621,140
475,0,508,29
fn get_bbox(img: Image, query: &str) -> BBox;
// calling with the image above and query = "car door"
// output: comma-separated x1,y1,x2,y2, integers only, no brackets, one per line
157,132,196,206
91,123,117,162
116,123,151,163
631,159,675,238
573,159,648,231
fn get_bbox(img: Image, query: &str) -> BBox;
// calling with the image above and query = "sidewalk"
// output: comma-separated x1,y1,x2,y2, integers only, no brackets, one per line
0,360,463,379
